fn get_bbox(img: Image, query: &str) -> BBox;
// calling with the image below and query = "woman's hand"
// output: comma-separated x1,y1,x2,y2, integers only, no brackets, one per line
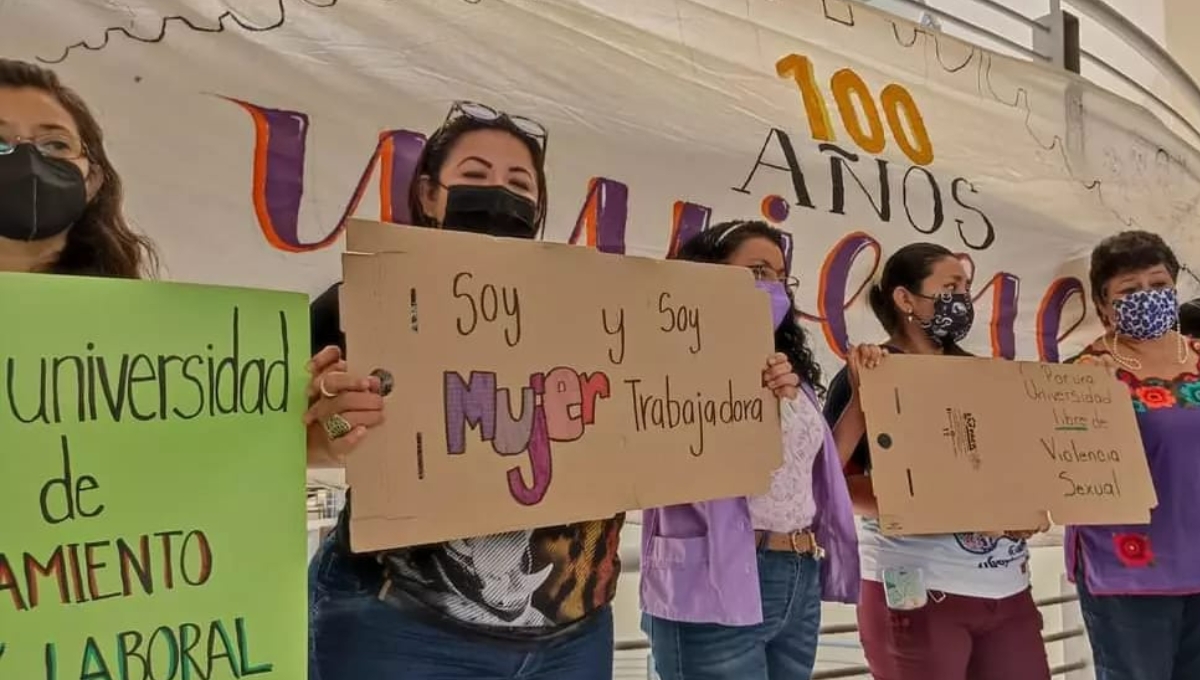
982,514,1051,541
1003,513,1052,541
847,343,889,390
1081,351,1121,378
763,352,800,401
305,346,386,467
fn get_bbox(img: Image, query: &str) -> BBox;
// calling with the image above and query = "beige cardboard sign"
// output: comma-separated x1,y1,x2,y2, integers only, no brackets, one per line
858,354,1157,535
339,220,783,552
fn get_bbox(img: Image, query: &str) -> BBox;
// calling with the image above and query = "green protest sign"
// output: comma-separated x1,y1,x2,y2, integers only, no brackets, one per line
0,273,309,680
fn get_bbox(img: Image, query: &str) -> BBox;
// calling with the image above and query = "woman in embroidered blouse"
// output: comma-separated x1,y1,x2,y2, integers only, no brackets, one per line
825,242,1051,680
1067,230,1200,680
639,220,859,680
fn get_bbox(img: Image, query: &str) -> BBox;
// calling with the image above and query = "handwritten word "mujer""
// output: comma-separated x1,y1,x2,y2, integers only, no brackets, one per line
444,369,611,505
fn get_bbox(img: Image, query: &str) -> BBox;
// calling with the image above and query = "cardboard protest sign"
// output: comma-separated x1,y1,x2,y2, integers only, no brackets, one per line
340,219,783,552
0,273,308,680
858,354,1157,535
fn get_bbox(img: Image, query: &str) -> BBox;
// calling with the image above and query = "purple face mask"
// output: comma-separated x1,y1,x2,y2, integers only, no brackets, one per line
755,280,792,330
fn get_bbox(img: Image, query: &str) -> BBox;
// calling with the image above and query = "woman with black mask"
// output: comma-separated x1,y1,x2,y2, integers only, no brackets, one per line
0,58,156,276
823,243,1051,680
306,102,623,679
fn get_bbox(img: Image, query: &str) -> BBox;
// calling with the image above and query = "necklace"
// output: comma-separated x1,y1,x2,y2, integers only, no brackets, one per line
1104,332,1188,372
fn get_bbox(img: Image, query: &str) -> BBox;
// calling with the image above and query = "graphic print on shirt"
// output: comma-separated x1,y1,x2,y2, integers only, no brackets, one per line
955,532,1029,570
387,515,623,630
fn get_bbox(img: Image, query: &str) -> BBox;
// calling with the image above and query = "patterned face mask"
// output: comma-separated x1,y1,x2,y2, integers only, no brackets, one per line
1113,287,1178,341
916,292,974,343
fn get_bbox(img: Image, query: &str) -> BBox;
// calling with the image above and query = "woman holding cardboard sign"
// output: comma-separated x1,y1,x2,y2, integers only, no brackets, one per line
303,102,628,680
639,220,859,680
1067,231,1200,680
825,242,1051,680
0,59,157,276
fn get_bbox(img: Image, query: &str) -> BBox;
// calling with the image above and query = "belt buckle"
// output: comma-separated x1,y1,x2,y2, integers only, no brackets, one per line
796,529,826,561
788,530,809,555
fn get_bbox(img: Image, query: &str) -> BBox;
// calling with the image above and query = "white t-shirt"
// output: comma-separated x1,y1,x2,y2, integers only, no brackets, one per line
825,359,1031,599
859,518,1031,598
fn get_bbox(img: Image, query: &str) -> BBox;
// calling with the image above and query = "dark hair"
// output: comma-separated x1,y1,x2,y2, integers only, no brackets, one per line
1088,230,1180,305
674,220,823,395
406,113,548,232
867,241,958,340
0,59,157,278
1180,297,1200,338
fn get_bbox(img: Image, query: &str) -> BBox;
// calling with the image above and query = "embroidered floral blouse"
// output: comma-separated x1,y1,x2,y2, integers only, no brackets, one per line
1066,341,1200,595
747,390,823,532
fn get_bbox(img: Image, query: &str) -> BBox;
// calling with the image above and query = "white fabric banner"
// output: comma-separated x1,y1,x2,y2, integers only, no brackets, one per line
5,0,1200,368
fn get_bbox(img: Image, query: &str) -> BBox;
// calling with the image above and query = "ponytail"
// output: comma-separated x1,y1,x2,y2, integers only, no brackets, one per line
868,282,901,335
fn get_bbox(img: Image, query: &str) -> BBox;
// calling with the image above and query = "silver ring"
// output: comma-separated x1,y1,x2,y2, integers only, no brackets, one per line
319,376,336,399
323,414,353,440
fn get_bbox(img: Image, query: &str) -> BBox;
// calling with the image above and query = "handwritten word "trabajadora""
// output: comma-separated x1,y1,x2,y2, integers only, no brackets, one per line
625,377,764,457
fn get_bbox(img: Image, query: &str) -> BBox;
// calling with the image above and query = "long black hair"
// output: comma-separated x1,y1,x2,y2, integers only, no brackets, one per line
674,220,824,396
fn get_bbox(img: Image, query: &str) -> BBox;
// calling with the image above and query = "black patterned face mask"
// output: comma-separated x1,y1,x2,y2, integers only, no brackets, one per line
916,292,974,343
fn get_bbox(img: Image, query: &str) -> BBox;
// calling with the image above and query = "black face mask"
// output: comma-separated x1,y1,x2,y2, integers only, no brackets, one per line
0,144,88,241
441,185,538,239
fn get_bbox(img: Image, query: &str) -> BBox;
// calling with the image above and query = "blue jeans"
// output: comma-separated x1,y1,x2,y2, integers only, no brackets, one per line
308,537,614,680
642,550,822,680
1078,578,1200,680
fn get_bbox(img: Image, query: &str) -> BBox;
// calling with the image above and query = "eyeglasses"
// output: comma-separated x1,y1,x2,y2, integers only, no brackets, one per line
750,264,799,292
0,132,86,161
443,101,549,153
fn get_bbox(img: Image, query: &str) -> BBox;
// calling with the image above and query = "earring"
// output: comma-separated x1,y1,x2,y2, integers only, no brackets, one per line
905,310,914,322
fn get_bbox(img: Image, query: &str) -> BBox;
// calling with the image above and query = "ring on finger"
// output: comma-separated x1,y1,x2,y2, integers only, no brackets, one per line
323,413,353,441
319,376,336,399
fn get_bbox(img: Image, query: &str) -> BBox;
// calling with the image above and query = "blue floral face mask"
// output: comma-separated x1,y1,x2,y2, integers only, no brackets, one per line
1113,287,1178,341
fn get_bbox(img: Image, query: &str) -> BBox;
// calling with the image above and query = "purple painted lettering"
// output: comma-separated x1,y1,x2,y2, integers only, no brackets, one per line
1037,277,1087,362
228,97,425,252
493,386,535,454
804,231,882,357
443,371,498,454
667,201,712,257
568,178,629,254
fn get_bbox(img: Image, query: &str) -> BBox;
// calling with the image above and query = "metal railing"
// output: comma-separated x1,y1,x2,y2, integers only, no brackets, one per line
615,591,1087,679
852,0,1200,149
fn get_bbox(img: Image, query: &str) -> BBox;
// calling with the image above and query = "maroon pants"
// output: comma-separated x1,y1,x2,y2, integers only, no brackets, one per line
857,580,1051,680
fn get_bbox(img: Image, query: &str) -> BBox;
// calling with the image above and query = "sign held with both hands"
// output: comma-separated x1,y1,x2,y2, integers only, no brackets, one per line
858,354,1157,535
339,219,784,552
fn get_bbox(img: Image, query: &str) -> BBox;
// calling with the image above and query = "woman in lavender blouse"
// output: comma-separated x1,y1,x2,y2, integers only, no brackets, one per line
639,220,860,680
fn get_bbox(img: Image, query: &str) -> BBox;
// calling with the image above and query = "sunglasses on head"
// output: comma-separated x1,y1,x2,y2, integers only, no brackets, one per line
442,101,549,154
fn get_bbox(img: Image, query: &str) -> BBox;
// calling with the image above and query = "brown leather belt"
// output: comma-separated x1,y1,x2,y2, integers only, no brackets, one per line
754,528,823,557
